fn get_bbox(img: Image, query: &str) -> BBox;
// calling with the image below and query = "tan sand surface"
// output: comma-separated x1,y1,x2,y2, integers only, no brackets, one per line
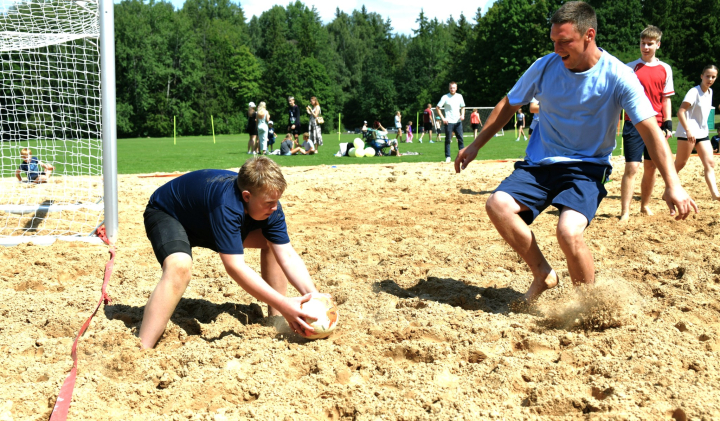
1,157,719,420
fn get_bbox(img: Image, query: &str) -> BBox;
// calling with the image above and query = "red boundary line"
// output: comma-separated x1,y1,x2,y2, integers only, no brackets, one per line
48,226,114,421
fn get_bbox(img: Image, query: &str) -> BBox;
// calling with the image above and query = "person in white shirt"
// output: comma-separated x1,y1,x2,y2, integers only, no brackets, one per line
675,65,719,200
436,81,466,163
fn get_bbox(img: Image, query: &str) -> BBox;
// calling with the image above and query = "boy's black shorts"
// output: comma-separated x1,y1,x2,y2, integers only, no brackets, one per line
143,205,193,266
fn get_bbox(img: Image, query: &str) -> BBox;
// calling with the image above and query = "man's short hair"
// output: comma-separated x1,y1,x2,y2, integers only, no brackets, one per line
449,81,457,86
550,1,597,36
288,96,294,101
237,156,287,195
640,25,662,42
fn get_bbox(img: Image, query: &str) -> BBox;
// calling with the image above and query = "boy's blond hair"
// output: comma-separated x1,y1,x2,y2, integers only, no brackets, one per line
640,25,662,42
237,156,286,195
303,132,309,139
20,147,31,156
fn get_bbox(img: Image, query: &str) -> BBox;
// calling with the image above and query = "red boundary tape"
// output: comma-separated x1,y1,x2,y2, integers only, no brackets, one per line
48,226,114,421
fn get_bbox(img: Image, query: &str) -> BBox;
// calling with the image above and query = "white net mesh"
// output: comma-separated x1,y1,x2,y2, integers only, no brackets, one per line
0,0,103,245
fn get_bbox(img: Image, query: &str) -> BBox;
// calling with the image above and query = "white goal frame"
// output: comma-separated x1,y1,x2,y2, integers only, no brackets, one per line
0,0,117,246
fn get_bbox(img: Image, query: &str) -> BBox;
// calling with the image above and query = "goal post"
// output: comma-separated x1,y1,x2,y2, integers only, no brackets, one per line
428,107,504,140
0,0,117,246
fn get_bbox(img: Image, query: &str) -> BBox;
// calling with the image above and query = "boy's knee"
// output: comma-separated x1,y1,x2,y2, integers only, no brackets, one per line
623,162,640,177
486,192,514,216
163,253,192,281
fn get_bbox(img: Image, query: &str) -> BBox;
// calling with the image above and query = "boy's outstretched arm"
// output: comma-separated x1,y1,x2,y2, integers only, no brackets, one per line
220,253,316,334
634,117,698,219
15,169,22,181
455,96,520,173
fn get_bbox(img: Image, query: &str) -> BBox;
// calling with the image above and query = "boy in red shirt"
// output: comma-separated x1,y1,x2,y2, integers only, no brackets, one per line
620,25,675,221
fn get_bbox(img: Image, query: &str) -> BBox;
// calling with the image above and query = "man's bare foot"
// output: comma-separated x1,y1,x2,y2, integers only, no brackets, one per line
619,213,630,222
640,206,654,216
523,270,558,302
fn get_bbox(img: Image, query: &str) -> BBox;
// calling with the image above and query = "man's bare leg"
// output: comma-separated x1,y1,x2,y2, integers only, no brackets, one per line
640,159,657,215
139,252,192,349
244,230,288,316
619,161,640,221
556,208,594,287
485,192,557,302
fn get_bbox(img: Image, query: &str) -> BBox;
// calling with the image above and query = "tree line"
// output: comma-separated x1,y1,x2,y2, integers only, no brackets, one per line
114,0,720,138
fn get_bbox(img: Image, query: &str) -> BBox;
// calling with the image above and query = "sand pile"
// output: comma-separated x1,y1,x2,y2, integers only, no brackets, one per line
1,156,719,420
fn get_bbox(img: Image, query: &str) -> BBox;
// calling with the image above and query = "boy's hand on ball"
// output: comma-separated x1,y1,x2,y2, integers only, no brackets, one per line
280,294,316,336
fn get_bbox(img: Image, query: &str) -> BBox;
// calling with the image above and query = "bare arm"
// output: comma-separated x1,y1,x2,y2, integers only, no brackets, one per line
460,106,466,121
634,117,697,219
435,106,446,123
455,96,520,172
677,101,694,143
15,169,22,181
530,102,540,114
220,252,316,333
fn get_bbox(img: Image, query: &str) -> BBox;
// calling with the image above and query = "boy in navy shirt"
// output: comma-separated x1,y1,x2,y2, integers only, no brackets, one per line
267,120,276,152
455,1,696,302
15,147,54,183
140,157,326,348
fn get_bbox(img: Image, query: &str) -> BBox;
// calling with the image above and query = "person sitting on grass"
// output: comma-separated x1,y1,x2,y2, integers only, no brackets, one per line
711,128,720,153
139,157,329,349
15,147,54,183
455,1,696,303
301,132,317,155
280,134,306,156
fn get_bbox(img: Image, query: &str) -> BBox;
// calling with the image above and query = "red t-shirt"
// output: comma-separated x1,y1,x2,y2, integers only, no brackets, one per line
423,108,432,123
624,58,674,124
470,112,480,124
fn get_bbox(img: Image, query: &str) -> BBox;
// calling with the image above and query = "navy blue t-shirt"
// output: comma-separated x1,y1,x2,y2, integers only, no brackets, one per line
147,169,290,254
19,157,41,181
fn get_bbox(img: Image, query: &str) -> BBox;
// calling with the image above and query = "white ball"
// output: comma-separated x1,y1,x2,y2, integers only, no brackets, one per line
364,147,376,157
354,147,365,157
353,138,364,149
348,147,356,157
300,296,339,339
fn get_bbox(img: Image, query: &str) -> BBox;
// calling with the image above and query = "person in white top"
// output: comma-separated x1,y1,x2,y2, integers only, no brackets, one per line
436,81,466,162
675,65,719,200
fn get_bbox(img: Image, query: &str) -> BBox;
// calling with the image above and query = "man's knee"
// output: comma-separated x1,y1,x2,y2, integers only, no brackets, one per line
486,191,518,216
556,215,587,248
643,159,657,171
623,162,641,177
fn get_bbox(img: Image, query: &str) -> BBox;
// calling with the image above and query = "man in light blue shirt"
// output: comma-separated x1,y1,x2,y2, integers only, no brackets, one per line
455,1,697,302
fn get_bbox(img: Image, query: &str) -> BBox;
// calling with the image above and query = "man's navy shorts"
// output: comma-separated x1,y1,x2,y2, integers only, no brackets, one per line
144,205,193,266
623,121,651,162
495,161,611,226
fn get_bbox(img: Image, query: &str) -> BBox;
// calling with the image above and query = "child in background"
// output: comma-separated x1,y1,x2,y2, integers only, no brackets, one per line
674,65,719,200
301,132,316,155
710,128,720,153
267,121,276,152
280,134,305,156
434,115,442,143
15,147,54,183
406,121,414,143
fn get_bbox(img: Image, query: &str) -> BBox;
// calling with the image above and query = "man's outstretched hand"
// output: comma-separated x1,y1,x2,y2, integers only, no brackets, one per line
454,144,480,173
663,185,698,220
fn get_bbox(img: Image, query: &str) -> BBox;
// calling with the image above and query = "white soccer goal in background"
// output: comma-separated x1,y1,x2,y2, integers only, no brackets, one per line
428,107,504,139
0,0,117,246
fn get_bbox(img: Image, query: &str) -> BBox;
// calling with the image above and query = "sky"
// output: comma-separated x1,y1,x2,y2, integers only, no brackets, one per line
146,0,498,35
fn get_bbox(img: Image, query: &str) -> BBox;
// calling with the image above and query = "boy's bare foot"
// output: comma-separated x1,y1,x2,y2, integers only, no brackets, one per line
523,270,558,302
619,213,630,222
640,206,653,216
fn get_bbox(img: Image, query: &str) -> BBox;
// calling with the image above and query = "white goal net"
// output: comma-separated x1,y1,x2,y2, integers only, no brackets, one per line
429,107,504,140
0,0,116,246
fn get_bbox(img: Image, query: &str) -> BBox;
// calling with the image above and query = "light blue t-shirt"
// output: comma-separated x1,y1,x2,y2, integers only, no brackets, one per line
529,97,540,131
507,50,656,166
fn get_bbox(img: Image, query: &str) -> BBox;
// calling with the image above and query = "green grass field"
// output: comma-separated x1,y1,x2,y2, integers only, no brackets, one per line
115,131,682,174
0,125,691,175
